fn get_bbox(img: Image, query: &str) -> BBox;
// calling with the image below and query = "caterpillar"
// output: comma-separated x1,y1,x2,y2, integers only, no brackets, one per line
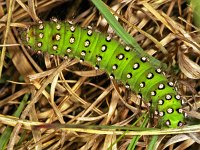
22,18,185,128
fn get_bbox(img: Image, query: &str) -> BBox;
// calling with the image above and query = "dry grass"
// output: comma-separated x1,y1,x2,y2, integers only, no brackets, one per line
0,0,199,149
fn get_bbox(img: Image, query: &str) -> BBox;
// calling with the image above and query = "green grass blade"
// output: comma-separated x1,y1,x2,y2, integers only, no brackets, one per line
0,94,29,150
127,115,149,150
147,135,159,150
91,0,164,68
91,0,138,48
107,113,148,150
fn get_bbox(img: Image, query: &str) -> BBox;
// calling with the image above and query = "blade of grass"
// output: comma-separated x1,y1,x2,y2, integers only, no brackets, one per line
91,0,164,68
0,0,14,79
108,113,148,150
147,135,159,150
127,114,149,150
0,94,29,150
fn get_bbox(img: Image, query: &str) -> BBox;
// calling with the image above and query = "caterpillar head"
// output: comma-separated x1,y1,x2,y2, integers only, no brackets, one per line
22,20,68,56
21,24,39,51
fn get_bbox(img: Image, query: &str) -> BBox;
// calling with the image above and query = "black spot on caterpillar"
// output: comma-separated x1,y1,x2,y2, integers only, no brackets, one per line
22,19,186,128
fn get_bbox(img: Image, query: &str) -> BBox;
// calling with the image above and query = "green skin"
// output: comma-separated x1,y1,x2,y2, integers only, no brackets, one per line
23,21,185,128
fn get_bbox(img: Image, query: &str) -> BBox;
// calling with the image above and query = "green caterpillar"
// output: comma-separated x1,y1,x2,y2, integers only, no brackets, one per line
22,18,185,128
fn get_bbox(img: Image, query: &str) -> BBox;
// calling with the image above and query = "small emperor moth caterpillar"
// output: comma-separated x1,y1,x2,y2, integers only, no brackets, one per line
22,18,186,128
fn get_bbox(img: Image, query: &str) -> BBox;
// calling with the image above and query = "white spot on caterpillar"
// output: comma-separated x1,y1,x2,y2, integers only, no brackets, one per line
55,34,61,41
166,120,171,126
85,40,90,47
37,50,41,54
110,74,114,79
147,73,153,79
101,45,107,52
168,82,174,87
37,42,42,47
175,95,181,100
117,54,124,60
125,46,130,52
158,84,165,89
178,121,184,127
106,35,111,42
69,37,75,44
81,51,86,56
67,48,71,53
50,54,54,58
178,108,183,113
53,45,58,50
167,108,173,114
159,111,164,116
158,99,164,105
133,63,139,69
39,33,44,38
140,82,145,88
156,68,162,73
56,24,61,30
125,84,130,89
80,58,84,63
127,73,132,79
112,64,118,70
70,26,75,32
87,30,93,36
97,56,102,62
141,57,147,62
95,65,99,70
166,94,172,100
39,24,44,30
151,91,156,96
